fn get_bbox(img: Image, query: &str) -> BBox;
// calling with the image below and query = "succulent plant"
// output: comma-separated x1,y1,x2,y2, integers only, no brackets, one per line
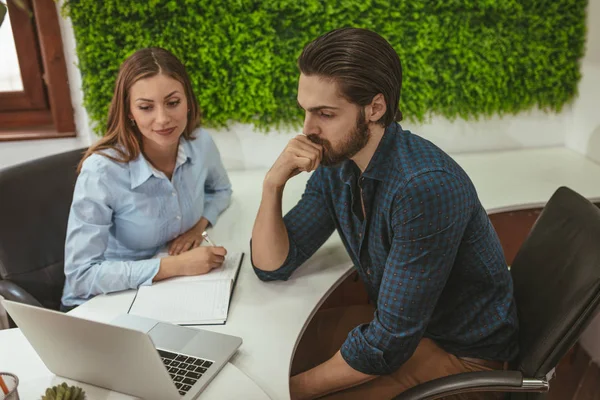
41,382,86,400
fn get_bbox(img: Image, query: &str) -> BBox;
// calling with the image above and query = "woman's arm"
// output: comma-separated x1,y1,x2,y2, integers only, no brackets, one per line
201,133,233,226
62,167,161,304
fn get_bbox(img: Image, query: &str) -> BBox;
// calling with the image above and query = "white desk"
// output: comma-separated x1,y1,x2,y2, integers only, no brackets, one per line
0,329,270,400
2,146,600,400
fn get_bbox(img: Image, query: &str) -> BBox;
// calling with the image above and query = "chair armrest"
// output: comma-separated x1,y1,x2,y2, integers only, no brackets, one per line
0,280,42,307
392,370,525,400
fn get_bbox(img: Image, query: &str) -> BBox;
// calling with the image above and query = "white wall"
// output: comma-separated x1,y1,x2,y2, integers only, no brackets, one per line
205,107,569,171
567,0,600,365
565,0,600,162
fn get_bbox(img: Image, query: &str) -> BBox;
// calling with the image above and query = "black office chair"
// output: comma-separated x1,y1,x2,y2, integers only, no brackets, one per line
0,148,85,311
393,186,600,400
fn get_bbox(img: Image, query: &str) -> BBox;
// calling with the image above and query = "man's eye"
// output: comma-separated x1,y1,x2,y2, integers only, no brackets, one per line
320,113,333,118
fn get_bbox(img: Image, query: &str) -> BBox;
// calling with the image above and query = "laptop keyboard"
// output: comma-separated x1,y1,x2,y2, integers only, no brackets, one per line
158,349,214,396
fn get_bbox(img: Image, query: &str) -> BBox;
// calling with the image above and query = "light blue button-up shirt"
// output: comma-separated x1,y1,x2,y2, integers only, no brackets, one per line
62,129,232,306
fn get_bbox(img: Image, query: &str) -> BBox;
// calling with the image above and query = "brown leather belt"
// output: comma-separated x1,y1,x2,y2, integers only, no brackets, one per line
459,357,506,370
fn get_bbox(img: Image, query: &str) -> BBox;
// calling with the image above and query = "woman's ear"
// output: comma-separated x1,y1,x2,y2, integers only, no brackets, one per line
365,93,387,122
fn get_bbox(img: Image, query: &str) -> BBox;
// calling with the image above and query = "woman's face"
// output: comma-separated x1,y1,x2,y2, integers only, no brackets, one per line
128,73,189,150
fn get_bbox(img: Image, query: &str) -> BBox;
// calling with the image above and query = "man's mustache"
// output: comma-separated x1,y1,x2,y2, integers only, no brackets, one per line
307,134,327,146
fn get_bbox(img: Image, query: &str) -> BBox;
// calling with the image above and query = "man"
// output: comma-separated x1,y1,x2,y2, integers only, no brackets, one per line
251,27,518,400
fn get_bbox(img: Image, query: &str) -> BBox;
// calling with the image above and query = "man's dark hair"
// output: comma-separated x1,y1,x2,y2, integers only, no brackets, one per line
298,27,403,126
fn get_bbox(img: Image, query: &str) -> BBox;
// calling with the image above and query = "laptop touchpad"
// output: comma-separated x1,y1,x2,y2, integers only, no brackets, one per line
148,323,197,352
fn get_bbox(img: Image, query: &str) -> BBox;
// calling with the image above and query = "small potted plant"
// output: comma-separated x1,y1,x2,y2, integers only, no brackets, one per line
41,382,86,400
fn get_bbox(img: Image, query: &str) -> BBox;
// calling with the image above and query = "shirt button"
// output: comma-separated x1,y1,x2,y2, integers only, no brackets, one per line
176,215,181,220
172,192,176,196
359,232,362,237
367,269,371,275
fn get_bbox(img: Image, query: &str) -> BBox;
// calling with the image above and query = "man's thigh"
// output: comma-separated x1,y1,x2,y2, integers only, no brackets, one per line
291,305,504,400
321,338,504,400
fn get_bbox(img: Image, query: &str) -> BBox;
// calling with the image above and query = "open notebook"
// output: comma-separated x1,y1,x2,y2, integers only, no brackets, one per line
128,251,244,325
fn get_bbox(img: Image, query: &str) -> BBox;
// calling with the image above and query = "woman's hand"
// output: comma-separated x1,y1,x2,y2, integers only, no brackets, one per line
177,246,228,276
169,217,210,255
154,245,228,282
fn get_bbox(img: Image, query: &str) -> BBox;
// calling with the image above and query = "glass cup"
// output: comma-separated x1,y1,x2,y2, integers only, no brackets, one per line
0,373,19,400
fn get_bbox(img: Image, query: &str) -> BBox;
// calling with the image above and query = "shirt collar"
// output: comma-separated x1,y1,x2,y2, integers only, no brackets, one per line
338,122,399,184
129,138,192,189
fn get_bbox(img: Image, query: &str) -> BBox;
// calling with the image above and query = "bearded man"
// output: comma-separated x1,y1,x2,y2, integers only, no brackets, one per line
250,27,518,400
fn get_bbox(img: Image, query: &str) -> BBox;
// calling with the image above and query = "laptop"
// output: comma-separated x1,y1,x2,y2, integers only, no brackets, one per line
2,299,242,400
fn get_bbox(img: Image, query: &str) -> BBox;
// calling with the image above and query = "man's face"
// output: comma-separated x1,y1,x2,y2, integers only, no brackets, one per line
297,74,370,166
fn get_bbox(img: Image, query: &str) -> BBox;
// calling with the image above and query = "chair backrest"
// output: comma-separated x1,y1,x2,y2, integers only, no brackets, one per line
511,186,600,379
0,149,85,310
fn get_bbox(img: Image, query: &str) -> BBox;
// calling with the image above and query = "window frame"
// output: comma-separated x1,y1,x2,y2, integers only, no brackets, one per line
0,0,75,141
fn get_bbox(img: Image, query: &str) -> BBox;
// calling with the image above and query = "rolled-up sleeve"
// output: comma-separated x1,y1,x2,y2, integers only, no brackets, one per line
202,133,232,226
62,164,160,306
341,171,474,375
252,170,336,281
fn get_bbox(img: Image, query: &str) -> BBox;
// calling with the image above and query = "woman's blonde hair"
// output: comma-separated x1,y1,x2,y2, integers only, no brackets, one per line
78,47,201,172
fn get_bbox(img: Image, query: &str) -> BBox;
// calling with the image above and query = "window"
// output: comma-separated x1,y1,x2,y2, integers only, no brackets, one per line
0,0,75,141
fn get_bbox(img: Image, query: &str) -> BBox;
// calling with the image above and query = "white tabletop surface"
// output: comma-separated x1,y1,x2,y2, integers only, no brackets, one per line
0,328,269,400
2,146,600,400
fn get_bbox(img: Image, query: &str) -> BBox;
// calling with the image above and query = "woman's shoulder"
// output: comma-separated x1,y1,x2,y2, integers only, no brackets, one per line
80,148,129,177
183,127,219,156
187,127,216,146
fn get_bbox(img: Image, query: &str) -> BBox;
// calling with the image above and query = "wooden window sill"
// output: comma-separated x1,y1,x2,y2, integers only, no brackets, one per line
0,126,76,142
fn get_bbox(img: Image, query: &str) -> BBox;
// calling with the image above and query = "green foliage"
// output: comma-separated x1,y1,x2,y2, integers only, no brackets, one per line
0,3,6,27
63,0,587,134
41,382,86,400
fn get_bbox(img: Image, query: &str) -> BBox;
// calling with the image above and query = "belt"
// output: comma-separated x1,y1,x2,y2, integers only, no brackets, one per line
459,357,506,370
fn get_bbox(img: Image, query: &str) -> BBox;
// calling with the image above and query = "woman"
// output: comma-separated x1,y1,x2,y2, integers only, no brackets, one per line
61,47,232,310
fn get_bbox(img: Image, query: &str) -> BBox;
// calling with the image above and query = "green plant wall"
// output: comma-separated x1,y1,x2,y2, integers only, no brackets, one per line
63,0,588,134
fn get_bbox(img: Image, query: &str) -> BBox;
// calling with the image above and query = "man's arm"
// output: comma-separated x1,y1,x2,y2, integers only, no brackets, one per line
251,181,290,272
252,135,334,279
290,351,376,400
251,169,337,281
289,171,475,398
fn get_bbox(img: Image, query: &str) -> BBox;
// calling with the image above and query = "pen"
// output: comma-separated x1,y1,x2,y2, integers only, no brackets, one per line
201,231,217,247
0,375,9,395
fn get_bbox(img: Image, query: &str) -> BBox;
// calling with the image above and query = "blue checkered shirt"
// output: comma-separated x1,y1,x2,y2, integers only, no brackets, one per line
253,122,519,375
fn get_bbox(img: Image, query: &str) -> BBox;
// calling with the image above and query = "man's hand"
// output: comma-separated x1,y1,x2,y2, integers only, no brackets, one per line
264,135,322,189
289,351,376,400
169,217,210,255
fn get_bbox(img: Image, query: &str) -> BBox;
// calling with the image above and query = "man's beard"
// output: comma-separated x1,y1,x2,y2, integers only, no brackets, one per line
307,110,370,167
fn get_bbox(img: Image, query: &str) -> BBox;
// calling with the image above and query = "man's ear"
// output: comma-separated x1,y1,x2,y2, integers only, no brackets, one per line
365,93,387,123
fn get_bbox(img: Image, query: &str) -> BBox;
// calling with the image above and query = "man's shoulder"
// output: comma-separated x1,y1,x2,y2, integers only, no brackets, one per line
374,128,476,206
390,127,470,184
394,128,452,172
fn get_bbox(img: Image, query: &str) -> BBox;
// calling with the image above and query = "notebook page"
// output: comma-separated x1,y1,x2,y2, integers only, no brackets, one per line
129,280,231,324
152,252,243,285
